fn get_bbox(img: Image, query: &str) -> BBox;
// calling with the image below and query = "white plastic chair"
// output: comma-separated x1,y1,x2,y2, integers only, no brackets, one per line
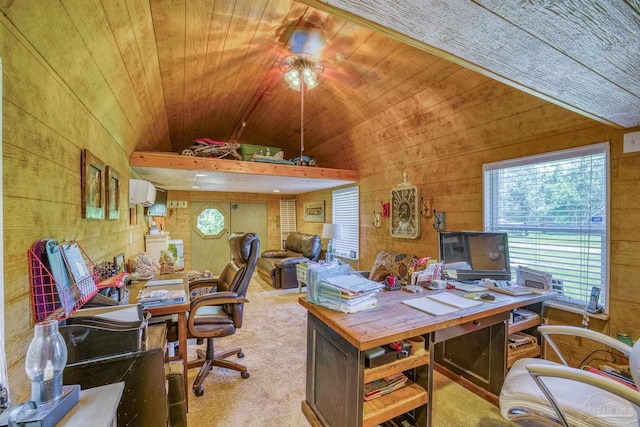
499,325,640,426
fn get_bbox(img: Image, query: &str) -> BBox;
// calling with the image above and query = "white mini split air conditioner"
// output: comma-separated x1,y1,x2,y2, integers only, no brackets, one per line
129,179,156,207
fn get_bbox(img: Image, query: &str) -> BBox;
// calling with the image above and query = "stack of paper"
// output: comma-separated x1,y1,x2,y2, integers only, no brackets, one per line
318,274,384,313
403,292,483,315
138,288,186,307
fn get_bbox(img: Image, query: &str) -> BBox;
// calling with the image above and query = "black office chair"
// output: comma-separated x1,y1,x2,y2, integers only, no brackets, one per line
185,232,260,396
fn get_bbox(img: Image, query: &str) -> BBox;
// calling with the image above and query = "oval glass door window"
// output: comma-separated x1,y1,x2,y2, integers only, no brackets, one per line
194,205,228,239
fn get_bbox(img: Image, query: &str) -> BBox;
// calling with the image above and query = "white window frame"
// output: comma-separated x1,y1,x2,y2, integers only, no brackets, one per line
483,143,610,313
279,199,297,249
332,186,359,260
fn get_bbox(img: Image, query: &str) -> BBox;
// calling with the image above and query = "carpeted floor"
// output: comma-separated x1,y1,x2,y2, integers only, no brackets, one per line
185,275,526,426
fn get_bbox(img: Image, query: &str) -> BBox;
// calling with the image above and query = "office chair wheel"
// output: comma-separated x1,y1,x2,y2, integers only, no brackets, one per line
241,371,250,379
238,352,245,358
194,386,204,397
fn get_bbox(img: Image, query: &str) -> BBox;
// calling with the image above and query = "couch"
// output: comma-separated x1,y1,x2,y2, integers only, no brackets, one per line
257,232,321,289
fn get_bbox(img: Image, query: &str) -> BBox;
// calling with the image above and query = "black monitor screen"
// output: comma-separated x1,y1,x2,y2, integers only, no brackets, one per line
438,231,511,281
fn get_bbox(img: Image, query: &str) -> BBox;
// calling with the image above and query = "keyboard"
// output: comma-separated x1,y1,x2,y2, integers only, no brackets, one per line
491,284,532,296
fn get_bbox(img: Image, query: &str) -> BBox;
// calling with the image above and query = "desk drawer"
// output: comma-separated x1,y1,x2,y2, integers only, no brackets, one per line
434,311,509,343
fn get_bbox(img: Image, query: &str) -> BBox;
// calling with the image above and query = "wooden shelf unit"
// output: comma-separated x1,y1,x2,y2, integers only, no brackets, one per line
508,314,541,335
364,350,430,383
362,346,430,426
507,309,543,368
507,342,541,368
363,381,428,427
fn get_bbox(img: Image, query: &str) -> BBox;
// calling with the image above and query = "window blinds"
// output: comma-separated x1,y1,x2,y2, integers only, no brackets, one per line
332,187,359,259
484,143,609,307
279,199,297,249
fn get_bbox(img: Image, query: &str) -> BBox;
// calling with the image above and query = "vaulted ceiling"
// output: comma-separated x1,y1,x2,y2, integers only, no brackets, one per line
149,0,639,162
7,1,638,193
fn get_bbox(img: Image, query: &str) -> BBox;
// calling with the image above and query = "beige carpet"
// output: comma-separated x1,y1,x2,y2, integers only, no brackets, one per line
185,275,524,426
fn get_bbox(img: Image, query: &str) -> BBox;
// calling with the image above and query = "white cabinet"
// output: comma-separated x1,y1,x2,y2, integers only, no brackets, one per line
145,234,169,263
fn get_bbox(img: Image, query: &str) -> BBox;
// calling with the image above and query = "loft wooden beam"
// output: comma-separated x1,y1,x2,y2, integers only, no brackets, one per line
129,151,359,181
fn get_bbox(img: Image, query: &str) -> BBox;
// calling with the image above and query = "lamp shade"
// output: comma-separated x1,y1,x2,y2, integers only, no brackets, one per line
322,223,343,240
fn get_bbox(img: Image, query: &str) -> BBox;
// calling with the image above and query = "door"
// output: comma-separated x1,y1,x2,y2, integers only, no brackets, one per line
190,202,267,273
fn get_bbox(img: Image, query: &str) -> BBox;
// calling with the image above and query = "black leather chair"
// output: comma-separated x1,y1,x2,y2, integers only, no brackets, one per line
185,232,260,396
257,232,321,289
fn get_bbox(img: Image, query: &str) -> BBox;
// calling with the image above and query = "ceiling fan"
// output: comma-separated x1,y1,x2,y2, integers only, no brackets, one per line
228,12,351,159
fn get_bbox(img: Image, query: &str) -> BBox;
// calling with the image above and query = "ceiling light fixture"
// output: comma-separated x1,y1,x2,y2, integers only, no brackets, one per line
280,56,324,91
280,55,324,162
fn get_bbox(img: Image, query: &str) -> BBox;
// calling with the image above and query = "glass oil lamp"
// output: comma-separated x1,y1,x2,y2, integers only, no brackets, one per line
24,319,67,405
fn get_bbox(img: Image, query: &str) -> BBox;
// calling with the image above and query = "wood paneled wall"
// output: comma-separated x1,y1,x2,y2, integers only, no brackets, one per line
306,66,640,367
1,11,151,401
163,190,279,269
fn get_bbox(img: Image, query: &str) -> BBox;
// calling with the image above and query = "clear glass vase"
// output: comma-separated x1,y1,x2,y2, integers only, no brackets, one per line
24,319,67,404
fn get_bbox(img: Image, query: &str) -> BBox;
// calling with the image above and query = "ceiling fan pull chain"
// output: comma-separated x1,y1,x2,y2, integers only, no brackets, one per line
300,70,305,160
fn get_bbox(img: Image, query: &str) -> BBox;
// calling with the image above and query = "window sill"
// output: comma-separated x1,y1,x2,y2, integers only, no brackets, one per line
544,300,610,321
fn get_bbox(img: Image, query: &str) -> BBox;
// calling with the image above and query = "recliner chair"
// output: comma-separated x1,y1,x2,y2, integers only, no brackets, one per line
257,232,321,289
185,232,260,396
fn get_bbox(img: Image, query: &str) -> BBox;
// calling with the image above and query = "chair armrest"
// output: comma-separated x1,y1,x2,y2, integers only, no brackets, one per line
526,363,640,424
190,291,249,311
276,257,309,268
260,250,287,258
189,276,219,291
538,325,632,365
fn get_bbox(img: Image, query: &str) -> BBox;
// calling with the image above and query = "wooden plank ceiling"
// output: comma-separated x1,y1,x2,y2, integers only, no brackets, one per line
6,1,637,192
149,0,639,162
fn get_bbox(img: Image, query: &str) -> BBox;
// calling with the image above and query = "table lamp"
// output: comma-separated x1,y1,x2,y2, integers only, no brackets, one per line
322,223,343,262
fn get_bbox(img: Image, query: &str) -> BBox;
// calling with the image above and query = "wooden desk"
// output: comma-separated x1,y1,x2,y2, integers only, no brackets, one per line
128,272,190,411
58,382,124,427
299,289,554,427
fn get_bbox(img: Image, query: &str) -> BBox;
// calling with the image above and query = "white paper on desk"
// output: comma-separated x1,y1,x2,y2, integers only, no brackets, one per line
427,292,483,309
145,278,184,287
403,298,460,316
450,281,487,293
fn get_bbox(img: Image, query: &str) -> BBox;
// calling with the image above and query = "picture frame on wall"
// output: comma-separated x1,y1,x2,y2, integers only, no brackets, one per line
304,201,325,222
105,166,120,220
81,149,105,219
390,181,421,239
129,206,138,225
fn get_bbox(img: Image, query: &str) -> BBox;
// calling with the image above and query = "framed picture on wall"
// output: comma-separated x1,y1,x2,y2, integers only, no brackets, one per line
105,166,120,220
81,149,105,219
304,201,325,222
129,206,138,225
390,182,421,239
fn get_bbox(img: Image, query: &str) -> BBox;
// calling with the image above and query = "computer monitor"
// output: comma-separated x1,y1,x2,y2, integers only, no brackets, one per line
438,231,511,282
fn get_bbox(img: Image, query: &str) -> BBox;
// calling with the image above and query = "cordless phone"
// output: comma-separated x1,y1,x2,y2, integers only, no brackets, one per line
586,286,601,313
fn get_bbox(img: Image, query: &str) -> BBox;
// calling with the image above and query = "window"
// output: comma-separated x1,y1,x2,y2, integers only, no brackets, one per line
332,186,359,259
280,199,297,249
484,143,609,310
194,205,228,238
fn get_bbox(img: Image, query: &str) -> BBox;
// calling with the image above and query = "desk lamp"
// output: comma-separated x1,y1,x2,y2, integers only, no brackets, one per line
322,223,343,262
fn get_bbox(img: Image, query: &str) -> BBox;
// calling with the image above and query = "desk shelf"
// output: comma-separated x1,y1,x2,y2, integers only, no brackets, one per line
363,381,428,427
508,314,541,335
364,351,430,383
